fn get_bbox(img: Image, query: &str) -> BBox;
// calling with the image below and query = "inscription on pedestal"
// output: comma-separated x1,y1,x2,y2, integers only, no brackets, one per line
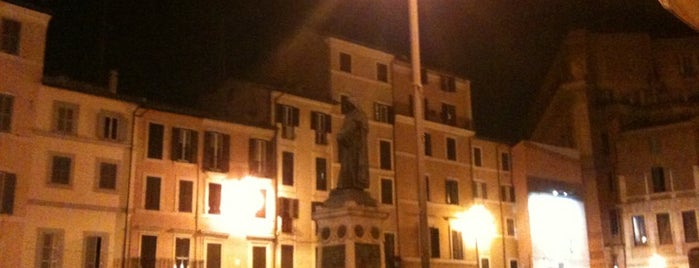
321,245,346,268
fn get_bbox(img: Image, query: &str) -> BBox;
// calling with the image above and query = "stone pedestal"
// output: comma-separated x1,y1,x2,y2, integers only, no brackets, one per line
313,189,389,268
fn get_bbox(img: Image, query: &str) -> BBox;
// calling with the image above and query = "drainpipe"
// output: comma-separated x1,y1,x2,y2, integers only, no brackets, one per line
271,92,284,267
123,105,148,268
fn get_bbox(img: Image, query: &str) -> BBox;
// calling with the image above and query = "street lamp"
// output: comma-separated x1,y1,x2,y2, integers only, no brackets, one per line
649,253,666,268
452,204,496,268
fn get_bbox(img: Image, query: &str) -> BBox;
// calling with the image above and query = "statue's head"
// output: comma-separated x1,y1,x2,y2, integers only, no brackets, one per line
342,97,357,114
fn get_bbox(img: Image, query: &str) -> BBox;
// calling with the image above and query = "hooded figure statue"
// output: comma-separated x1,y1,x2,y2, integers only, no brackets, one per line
337,99,370,190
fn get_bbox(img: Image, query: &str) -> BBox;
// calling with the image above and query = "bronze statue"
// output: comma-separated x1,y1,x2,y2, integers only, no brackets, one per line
337,99,370,190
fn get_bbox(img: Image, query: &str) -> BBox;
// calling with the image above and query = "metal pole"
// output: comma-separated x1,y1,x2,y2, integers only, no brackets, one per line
408,0,430,267
475,239,480,268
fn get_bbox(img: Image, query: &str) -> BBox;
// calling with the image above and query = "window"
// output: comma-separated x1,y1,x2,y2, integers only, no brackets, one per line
0,93,13,132
208,183,221,214
175,238,190,268
424,133,432,156
147,123,164,159
281,245,294,268
379,140,392,170
0,171,16,214
97,162,117,190
381,178,394,205
510,260,519,268
376,62,389,82
178,180,193,212
204,131,230,172
480,258,491,268
441,103,456,125
339,52,352,73
440,75,455,92
651,167,667,193
282,152,294,186
425,176,431,201
311,111,331,145
683,210,699,242
50,155,72,185
632,215,648,246
609,209,620,236
316,157,327,191
429,227,440,258
1,18,21,55
249,139,271,177
445,180,459,205
140,235,157,268
145,176,161,210
84,235,107,268
473,181,487,199
206,243,221,268
37,229,63,268
501,152,510,171
252,246,267,268
278,197,299,233
472,147,482,167
172,127,198,163
276,104,299,139
657,213,672,245
98,112,123,141
374,103,394,124
451,230,464,260
446,137,456,161
53,101,78,134
506,218,515,236
384,233,396,268
500,185,515,202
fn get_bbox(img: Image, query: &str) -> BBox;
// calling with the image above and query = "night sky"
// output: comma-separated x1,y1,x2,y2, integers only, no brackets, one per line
37,0,696,142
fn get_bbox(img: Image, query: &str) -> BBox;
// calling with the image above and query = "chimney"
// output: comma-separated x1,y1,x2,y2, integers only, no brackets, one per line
108,70,119,94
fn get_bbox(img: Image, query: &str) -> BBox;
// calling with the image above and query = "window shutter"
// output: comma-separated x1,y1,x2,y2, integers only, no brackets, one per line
221,134,230,172
388,106,395,124
203,132,213,170
1,173,16,214
324,113,332,133
292,199,299,218
265,140,274,178
311,112,318,130
171,128,181,161
510,186,515,202
292,107,300,126
189,131,199,163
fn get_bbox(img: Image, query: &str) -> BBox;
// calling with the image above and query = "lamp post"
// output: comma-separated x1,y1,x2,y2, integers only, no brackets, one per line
649,254,666,268
452,205,496,268
406,0,430,267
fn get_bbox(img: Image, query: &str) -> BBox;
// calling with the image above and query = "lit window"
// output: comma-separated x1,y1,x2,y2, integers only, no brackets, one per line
53,101,78,135
441,103,456,125
376,62,388,82
204,131,230,172
249,139,270,177
276,104,299,140
1,18,21,55
632,215,648,246
37,229,63,268
172,127,198,163
175,238,190,268
0,93,13,132
473,181,487,199
339,52,352,73
374,103,393,124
